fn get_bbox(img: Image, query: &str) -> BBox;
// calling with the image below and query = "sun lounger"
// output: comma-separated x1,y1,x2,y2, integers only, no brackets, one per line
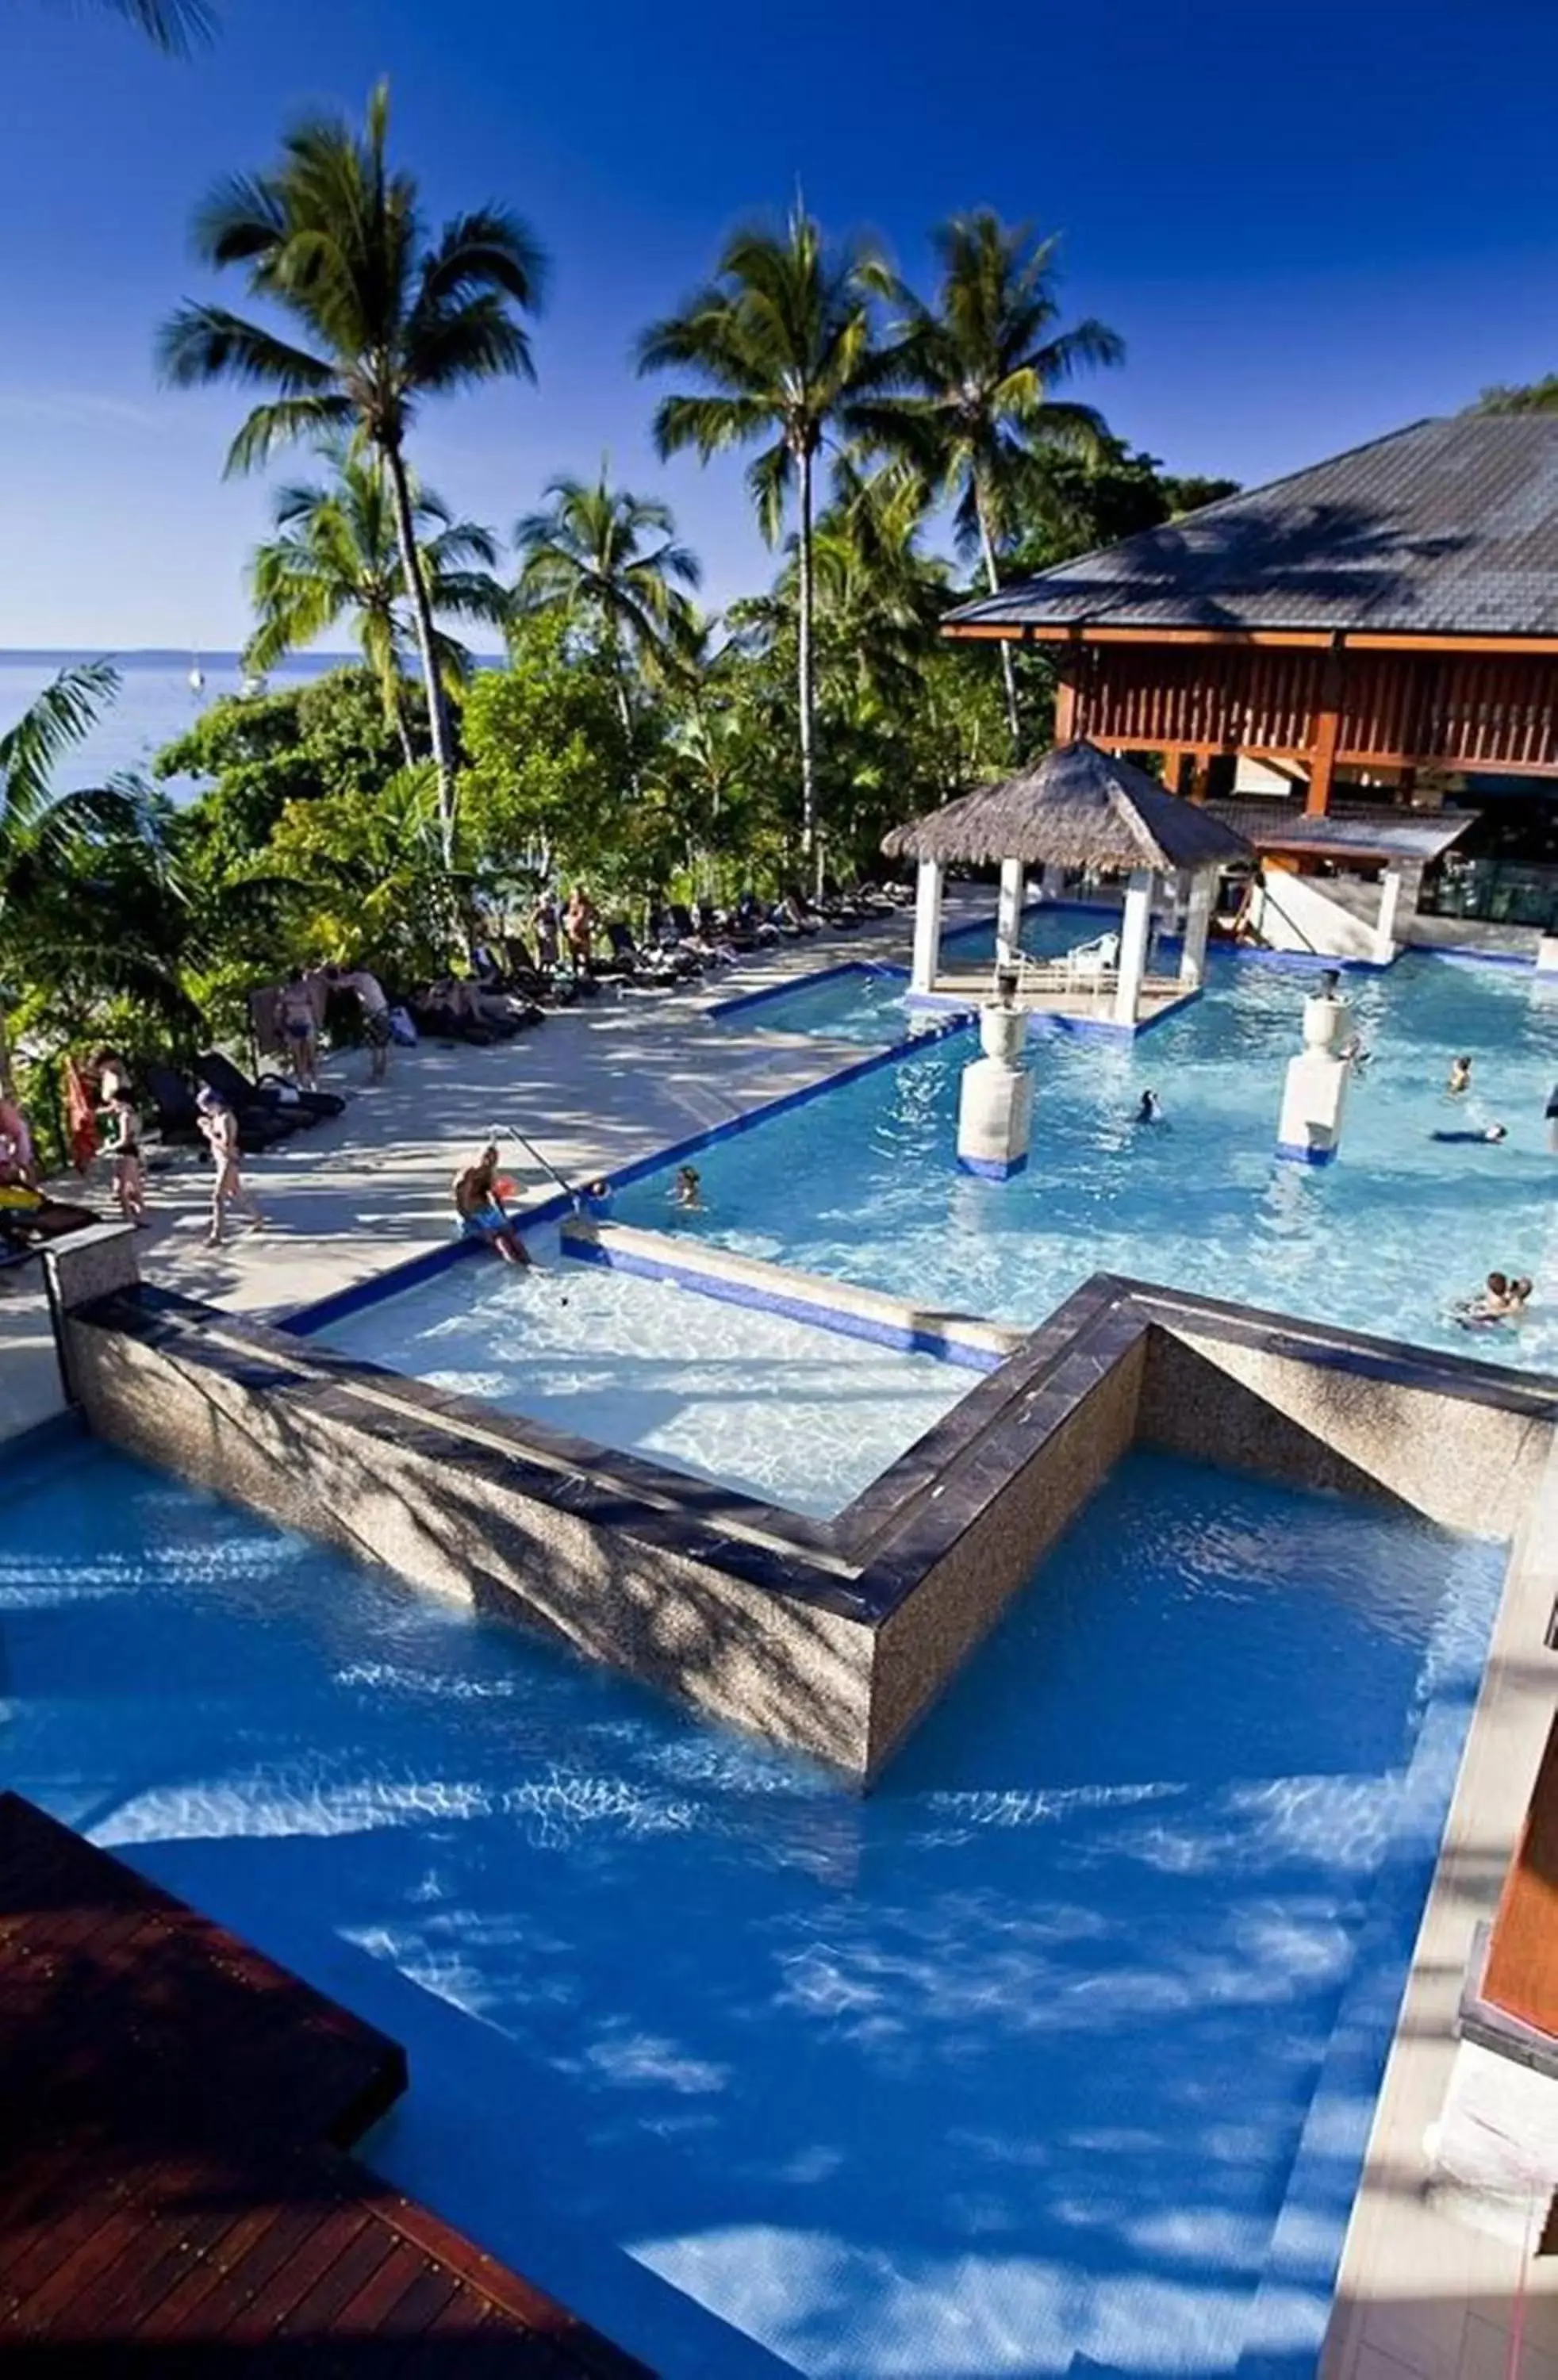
143,1061,301,1154
196,1050,345,1123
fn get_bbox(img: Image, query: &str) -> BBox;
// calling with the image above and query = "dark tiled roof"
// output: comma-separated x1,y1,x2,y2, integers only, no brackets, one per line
946,415,1558,638
883,739,1253,872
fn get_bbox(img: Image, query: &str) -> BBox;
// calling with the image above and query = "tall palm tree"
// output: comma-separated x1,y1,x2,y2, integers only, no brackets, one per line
638,204,892,874
512,463,700,755
0,664,191,1095
157,80,545,864
248,441,505,766
880,213,1123,746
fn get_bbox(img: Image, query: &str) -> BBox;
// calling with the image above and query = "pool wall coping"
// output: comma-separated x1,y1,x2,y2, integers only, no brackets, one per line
44,1216,1558,1787
556,1217,1021,1372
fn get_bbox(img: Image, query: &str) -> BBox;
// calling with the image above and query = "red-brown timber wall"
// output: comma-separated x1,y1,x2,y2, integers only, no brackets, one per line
1065,643,1558,772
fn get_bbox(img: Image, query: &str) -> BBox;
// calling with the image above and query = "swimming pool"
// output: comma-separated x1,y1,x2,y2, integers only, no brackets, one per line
320,1242,973,1518
0,1430,1504,2377
710,964,931,1043
621,949,1558,1371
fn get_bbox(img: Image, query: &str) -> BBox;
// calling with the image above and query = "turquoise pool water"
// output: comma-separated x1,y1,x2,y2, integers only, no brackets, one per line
710,912,1103,1043
627,948,1558,1371
321,1244,973,1517
1,1432,1503,2378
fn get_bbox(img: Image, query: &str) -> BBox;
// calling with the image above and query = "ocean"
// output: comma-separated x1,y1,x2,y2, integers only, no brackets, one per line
0,650,355,800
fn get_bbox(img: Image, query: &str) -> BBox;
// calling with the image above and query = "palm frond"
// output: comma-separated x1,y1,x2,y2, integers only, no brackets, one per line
0,662,119,834
91,0,216,54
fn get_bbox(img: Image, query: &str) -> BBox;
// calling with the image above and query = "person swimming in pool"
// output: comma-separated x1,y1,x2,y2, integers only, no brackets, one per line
1446,1054,1472,1096
452,1146,531,1266
1431,1123,1507,1144
1545,1083,1558,1154
671,1165,703,1211
1453,1271,1513,1326
1134,1089,1162,1123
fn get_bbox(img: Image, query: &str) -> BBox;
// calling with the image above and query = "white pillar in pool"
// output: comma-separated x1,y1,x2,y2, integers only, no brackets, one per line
910,858,944,995
1276,977,1353,1164
996,858,1025,968
1180,869,1215,987
1113,867,1155,1026
957,1000,1034,1179
1373,866,1404,964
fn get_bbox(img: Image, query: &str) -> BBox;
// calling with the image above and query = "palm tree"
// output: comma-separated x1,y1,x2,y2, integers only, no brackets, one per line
637,203,892,875
512,463,700,757
0,664,193,1095
157,81,545,864
248,440,505,767
879,213,1123,746
62,0,215,49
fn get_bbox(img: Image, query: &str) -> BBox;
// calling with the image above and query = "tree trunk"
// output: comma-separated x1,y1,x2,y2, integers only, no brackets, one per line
796,440,819,892
383,438,459,865
0,996,14,1102
609,631,643,803
977,494,1022,753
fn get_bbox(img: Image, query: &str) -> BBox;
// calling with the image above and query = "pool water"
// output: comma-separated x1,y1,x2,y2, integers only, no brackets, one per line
320,1247,972,1518
709,912,1097,1044
624,948,1558,1371
1,1434,1503,2378
713,965,928,1042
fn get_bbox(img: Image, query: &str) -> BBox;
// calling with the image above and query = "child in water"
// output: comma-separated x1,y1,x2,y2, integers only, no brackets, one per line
671,1165,703,1211
1446,1054,1472,1096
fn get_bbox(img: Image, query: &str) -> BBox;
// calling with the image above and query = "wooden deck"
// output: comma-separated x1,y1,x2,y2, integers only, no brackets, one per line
0,1791,651,2376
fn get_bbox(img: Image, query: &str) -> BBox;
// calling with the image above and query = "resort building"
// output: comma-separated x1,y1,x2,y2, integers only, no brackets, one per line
944,412,1558,940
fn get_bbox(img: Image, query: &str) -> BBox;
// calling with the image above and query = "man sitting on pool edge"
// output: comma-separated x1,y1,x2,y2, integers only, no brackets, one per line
453,1146,531,1266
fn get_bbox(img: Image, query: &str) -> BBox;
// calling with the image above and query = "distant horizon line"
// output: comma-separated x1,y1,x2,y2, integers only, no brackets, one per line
0,646,508,666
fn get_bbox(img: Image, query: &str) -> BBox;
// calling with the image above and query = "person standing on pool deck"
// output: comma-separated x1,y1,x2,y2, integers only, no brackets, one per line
453,1146,531,1266
99,1081,148,1227
277,969,320,1092
196,1088,263,1248
330,964,391,1083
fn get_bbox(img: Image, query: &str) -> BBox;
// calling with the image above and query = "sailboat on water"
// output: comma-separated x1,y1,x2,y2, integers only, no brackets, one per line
188,652,205,695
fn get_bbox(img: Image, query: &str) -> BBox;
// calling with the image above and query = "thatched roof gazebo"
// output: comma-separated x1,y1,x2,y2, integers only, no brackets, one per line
885,739,1253,1027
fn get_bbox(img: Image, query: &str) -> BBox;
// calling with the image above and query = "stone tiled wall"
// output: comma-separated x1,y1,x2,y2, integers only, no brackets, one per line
65,1315,877,1777
865,1325,1149,1776
1137,1318,1551,1538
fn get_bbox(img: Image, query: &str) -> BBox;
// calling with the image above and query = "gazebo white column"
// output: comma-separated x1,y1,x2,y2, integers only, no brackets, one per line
1114,868,1155,1026
911,858,945,995
996,858,1026,968
1180,869,1216,987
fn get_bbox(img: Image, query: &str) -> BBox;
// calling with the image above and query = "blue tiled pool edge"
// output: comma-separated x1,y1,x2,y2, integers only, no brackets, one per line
283,1000,978,1339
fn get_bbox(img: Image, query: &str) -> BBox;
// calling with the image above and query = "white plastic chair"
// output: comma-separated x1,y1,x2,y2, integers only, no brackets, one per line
1065,931,1120,988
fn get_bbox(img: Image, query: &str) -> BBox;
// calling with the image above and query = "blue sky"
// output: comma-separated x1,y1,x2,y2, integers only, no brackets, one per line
3,0,1558,649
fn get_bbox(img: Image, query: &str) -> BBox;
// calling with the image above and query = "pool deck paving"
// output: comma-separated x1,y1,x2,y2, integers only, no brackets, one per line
0,898,963,1447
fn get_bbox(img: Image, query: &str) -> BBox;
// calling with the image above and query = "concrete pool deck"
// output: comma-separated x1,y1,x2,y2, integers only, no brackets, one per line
0,897,960,1449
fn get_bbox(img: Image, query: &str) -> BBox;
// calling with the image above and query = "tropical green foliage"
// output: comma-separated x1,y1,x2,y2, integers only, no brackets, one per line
1474,375,1558,413
1,664,199,1099
639,205,896,871
10,135,1258,1162
159,81,545,861
248,441,505,758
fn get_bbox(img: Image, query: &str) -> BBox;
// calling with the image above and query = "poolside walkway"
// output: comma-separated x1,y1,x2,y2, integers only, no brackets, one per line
0,1790,647,2375
0,900,984,1445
